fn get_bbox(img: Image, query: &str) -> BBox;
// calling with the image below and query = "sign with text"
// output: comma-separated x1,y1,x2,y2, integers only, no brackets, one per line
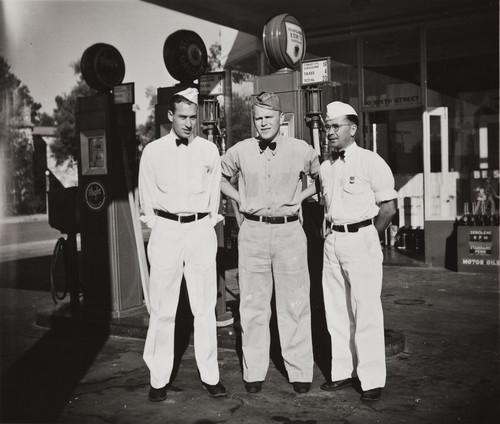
284,21,305,66
200,72,224,96
364,95,420,109
300,57,331,86
457,226,499,273
113,83,135,104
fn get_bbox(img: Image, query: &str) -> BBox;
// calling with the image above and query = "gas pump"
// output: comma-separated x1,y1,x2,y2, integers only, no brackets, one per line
76,43,147,318
157,32,233,325
199,72,234,325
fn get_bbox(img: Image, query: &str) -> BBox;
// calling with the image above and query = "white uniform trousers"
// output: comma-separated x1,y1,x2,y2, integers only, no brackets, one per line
143,215,219,388
238,219,314,383
322,224,386,391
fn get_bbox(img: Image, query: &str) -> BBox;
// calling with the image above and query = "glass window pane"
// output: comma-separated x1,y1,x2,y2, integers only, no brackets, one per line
363,30,421,110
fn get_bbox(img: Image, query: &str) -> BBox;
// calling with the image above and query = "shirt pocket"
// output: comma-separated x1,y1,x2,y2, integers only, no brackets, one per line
186,165,210,194
342,180,370,195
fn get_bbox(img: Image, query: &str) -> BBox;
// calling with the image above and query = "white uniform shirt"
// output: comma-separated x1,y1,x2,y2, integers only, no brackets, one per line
138,130,222,229
320,142,397,225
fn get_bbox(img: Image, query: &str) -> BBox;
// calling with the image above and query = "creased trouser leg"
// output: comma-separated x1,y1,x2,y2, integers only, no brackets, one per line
238,220,313,383
322,226,386,390
143,217,219,388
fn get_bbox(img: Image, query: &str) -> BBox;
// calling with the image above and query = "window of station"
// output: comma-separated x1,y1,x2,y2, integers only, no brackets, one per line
427,22,499,174
313,37,358,109
362,30,421,111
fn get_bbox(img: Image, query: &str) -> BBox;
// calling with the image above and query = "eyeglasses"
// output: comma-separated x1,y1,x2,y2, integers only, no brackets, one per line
324,124,352,132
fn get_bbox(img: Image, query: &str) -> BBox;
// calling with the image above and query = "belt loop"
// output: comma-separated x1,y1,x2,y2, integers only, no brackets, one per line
343,224,348,232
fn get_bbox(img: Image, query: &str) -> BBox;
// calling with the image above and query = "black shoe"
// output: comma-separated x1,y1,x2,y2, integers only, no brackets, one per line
244,381,263,393
320,378,354,391
293,382,311,393
361,387,382,401
202,381,227,397
148,384,168,402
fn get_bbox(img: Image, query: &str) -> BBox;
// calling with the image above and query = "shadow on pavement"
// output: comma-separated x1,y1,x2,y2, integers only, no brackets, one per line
0,319,110,422
0,255,52,291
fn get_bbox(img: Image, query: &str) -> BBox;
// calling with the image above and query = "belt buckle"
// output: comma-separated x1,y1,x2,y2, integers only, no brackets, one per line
179,214,194,223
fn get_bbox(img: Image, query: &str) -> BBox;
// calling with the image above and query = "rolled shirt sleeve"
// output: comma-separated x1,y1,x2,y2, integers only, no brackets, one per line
370,156,397,204
221,147,240,180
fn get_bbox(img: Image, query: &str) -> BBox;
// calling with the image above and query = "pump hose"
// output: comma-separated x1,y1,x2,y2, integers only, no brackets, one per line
50,237,69,303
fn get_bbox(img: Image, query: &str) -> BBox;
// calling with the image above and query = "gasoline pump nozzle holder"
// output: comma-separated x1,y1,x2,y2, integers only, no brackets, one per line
202,97,219,133
202,98,225,154
304,87,328,160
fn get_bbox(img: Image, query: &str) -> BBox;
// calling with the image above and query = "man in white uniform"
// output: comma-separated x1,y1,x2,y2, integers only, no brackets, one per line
139,87,226,402
319,101,397,402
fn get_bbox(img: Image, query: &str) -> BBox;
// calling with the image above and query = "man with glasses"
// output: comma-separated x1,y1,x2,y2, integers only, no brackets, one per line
319,101,397,402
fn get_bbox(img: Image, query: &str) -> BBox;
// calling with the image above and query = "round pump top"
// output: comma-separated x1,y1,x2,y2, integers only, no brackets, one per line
80,43,125,92
262,14,306,71
163,30,208,82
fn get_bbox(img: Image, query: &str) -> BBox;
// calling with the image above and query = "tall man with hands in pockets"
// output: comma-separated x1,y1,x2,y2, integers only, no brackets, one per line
319,101,397,402
139,87,226,402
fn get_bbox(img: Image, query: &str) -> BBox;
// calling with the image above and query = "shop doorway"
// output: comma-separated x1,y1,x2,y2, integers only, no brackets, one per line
365,108,426,265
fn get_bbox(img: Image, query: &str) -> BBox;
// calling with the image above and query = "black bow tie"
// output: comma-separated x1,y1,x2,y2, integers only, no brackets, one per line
176,138,188,146
331,150,345,161
259,141,277,152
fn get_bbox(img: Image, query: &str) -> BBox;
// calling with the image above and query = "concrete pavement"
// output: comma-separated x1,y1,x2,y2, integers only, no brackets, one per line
1,252,499,423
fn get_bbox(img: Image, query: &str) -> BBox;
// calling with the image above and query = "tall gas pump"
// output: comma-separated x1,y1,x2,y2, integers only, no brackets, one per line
199,72,234,325
76,43,147,318
156,31,232,325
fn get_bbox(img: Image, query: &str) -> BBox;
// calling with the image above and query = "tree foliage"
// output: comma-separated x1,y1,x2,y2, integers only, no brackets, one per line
207,42,222,72
0,56,49,214
136,86,157,150
51,61,96,164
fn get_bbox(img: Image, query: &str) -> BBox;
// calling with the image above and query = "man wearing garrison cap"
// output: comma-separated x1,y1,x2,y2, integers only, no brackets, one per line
139,87,226,401
221,91,320,394
318,101,397,402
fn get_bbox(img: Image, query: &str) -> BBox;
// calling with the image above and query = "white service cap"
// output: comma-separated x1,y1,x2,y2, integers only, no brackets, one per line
175,87,199,105
326,101,358,121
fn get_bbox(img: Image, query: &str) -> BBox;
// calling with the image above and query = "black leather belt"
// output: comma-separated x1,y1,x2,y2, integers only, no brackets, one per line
329,219,373,233
243,213,299,224
156,210,208,223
